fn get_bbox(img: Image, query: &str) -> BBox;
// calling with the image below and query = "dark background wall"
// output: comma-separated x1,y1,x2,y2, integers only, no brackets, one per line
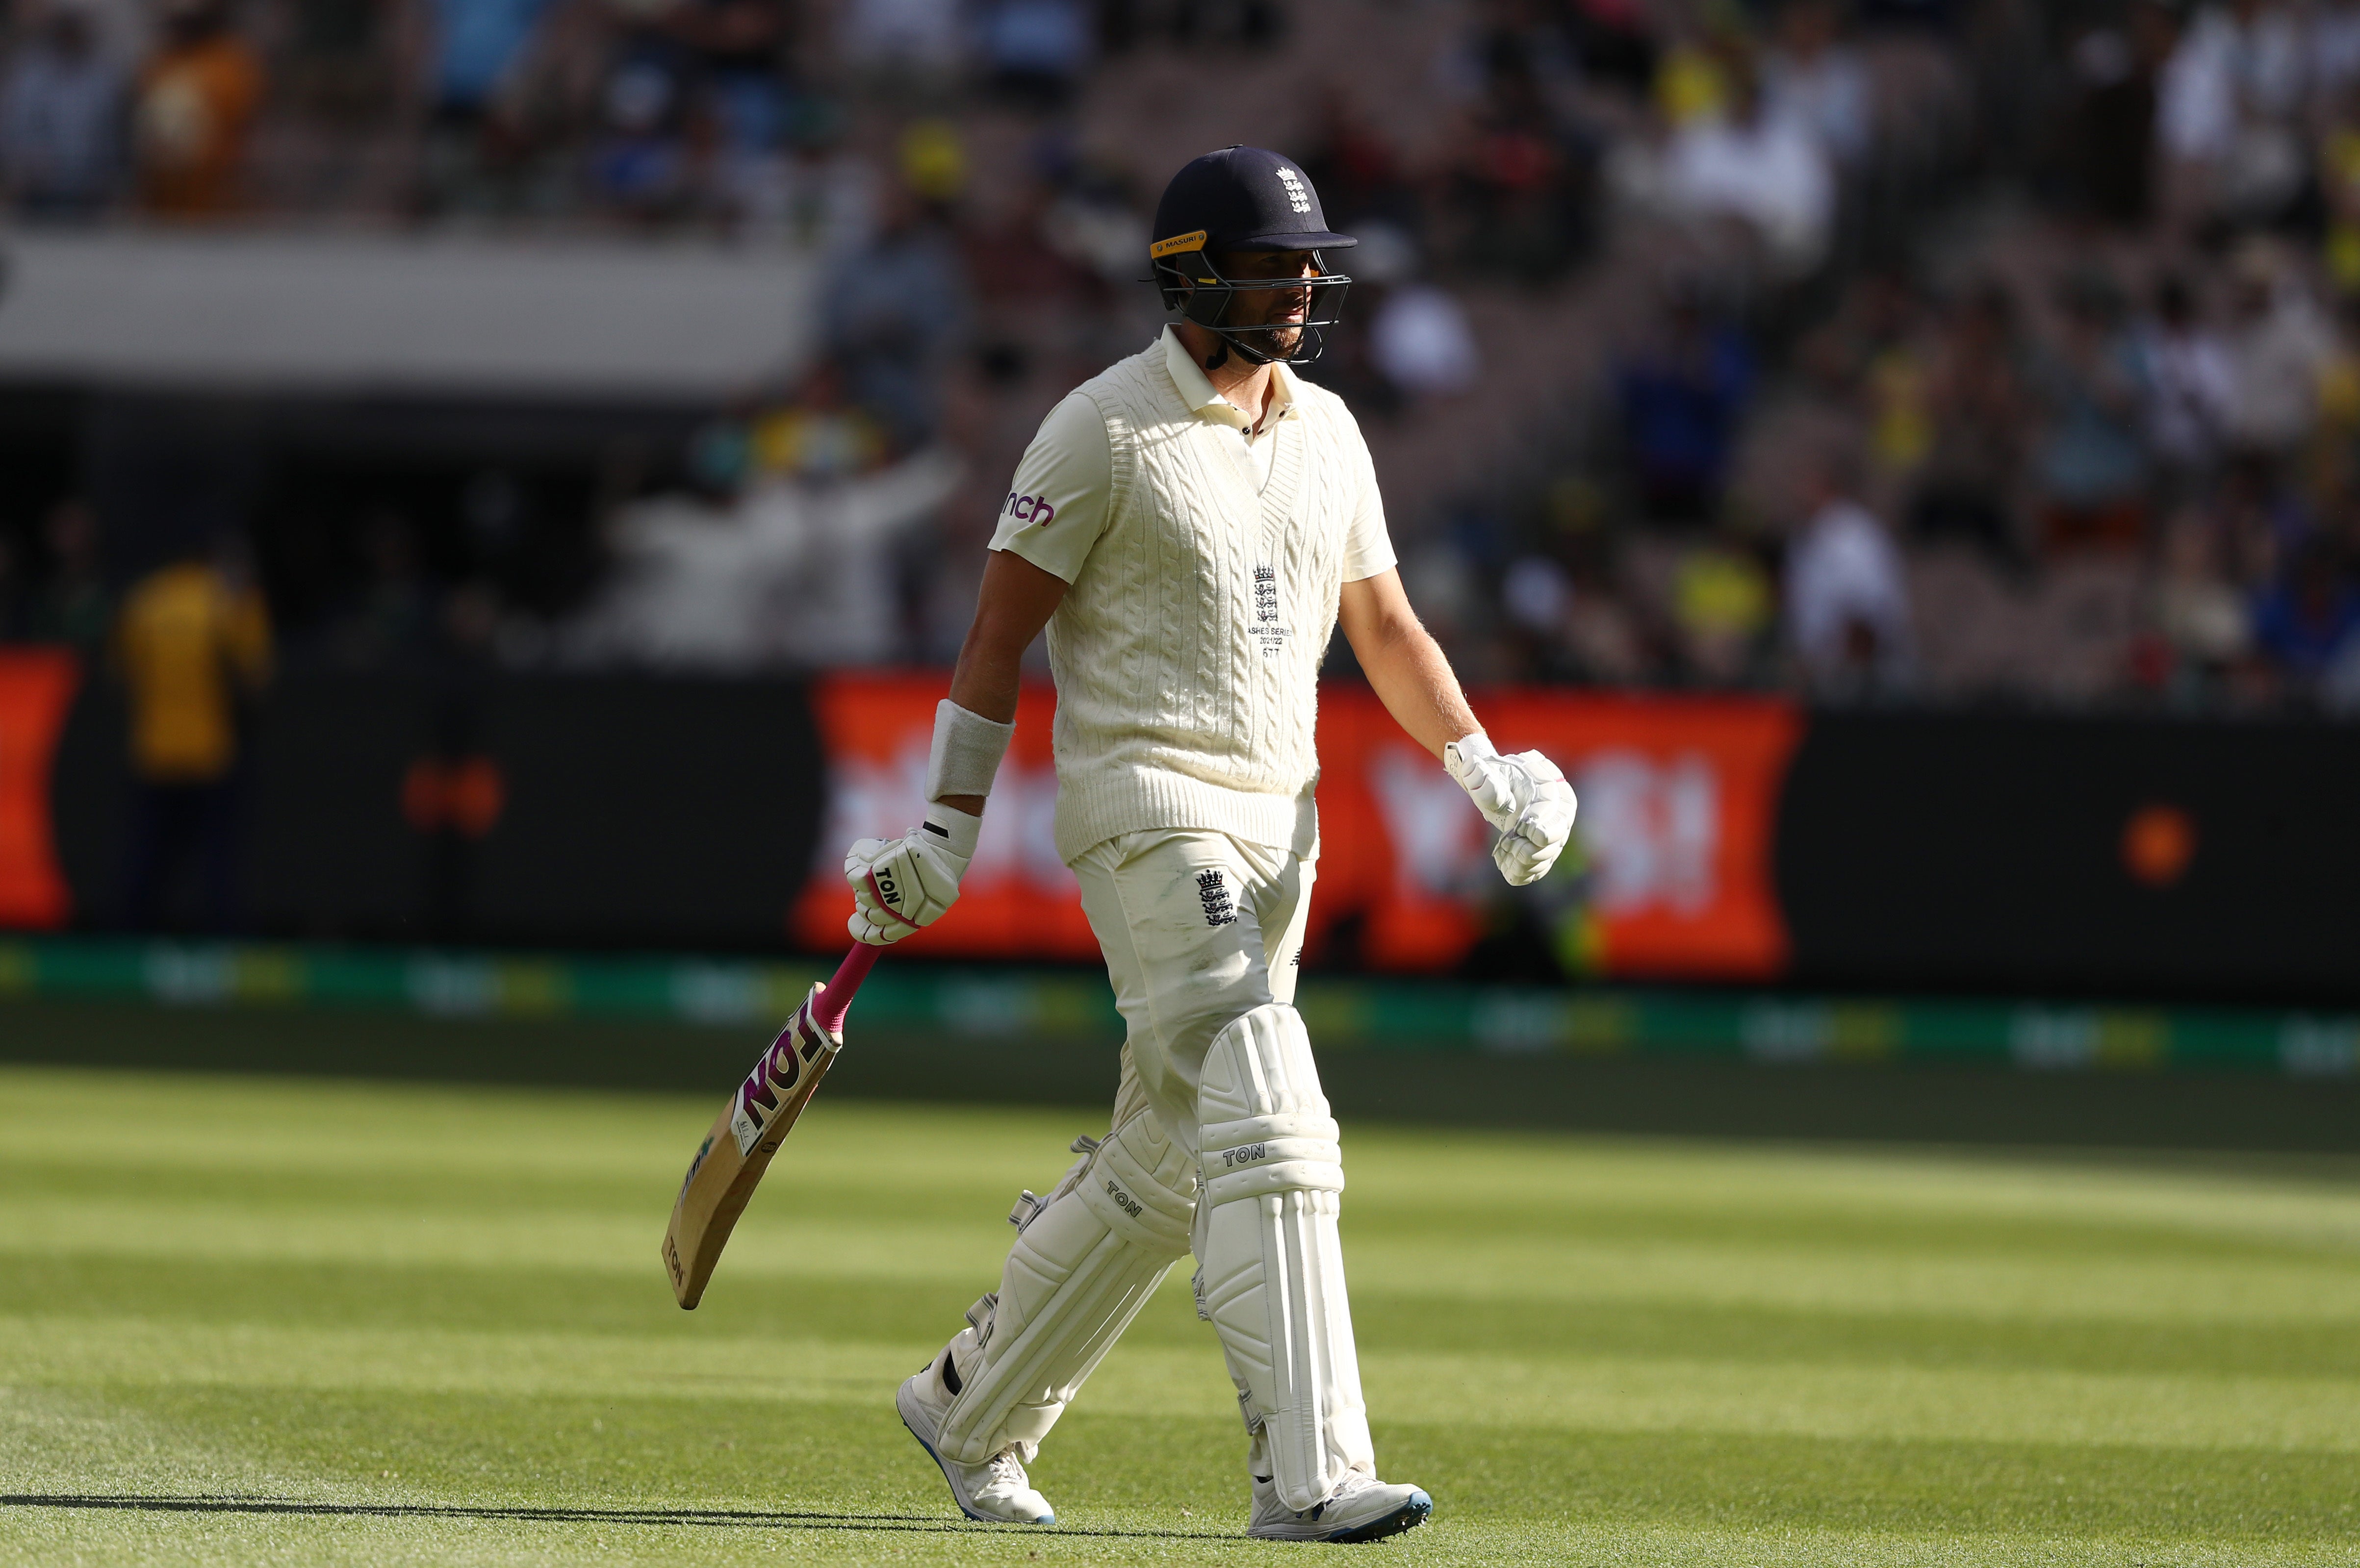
1775,713,2360,1005
54,672,825,951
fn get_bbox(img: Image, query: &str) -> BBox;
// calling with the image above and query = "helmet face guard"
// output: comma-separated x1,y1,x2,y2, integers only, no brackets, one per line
1153,247,1353,366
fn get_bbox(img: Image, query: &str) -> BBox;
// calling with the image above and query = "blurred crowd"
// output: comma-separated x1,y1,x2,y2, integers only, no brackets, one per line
1393,0,2360,712
2,0,2360,713
0,0,1378,229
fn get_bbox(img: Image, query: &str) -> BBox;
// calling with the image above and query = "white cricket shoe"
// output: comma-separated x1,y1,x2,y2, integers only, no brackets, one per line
896,1333,1056,1525
1247,1470,1433,1543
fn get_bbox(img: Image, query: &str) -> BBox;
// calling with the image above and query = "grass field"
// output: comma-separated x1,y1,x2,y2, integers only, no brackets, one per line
2,1062,2357,1566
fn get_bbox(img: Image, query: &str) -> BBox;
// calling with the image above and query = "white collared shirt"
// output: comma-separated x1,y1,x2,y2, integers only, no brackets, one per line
989,327,1393,585
1159,322,1297,492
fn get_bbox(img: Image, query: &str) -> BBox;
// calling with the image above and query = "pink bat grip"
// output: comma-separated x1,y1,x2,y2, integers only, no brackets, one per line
808,943,879,1036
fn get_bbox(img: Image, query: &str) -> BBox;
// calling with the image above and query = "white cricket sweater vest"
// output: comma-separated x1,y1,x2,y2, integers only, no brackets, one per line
1047,340,1368,863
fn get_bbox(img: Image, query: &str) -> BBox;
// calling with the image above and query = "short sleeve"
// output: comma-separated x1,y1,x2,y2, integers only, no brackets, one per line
1339,430,1396,583
989,392,1113,583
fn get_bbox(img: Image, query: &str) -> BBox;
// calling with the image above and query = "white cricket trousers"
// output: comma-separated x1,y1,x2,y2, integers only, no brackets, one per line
929,825,1376,1505
1073,828,1316,1143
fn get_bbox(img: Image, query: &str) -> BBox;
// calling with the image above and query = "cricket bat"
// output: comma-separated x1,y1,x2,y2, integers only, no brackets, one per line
661,944,879,1309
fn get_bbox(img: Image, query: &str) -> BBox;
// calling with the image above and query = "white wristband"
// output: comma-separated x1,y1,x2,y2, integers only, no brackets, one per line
925,700,1016,802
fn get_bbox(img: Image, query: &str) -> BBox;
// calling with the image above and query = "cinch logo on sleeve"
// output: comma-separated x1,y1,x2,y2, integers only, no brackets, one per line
1003,492,1056,527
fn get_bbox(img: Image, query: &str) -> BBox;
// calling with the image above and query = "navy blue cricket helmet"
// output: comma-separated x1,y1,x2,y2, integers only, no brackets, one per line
1148,146,1356,366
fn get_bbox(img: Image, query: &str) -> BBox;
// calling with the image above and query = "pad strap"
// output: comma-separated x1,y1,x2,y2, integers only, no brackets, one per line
926,700,1016,803
936,1102,1197,1464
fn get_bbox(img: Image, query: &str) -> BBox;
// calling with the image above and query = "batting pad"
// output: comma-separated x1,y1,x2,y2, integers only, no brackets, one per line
1196,1002,1374,1512
936,1103,1196,1464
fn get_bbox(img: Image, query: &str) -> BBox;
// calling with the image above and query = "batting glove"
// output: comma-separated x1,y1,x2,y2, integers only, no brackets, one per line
1444,733,1579,887
844,805,981,945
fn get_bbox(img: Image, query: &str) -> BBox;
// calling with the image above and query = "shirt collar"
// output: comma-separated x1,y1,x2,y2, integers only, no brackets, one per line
1158,326,1297,429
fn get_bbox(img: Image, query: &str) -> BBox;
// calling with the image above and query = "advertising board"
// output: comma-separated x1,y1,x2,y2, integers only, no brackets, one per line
791,673,1801,979
0,650,77,929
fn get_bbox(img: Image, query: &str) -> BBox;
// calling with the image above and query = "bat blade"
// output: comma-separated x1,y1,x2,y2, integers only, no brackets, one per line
661,945,878,1308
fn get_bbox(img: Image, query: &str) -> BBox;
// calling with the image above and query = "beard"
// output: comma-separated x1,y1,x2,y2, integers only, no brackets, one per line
1255,320,1307,358
1232,293,1311,357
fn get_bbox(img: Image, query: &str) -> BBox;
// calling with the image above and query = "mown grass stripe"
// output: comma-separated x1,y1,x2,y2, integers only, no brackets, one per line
4,1064,2356,1566
7,1315,2357,1454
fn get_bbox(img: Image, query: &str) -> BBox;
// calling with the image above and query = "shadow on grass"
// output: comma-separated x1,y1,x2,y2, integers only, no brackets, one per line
2,1493,1230,1540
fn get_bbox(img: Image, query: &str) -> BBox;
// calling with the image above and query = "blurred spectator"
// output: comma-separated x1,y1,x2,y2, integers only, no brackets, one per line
2157,0,2308,232
666,0,791,160
1786,455,1913,694
898,118,966,204
2222,241,2338,456
2134,272,2236,494
1499,477,1653,683
1039,161,1151,289
2148,505,2251,688
1657,47,1835,275
2214,451,2305,587
1616,287,1752,524
2054,2,2175,228
1400,539,1479,646
2028,272,2150,553
0,0,126,217
590,20,693,221
1444,29,1599,282
133,0,262,216
1911,280,2027,562
1761,0,1869,172
27,497,111,653
977,0,1093,108
1541,478,1648,678
824,177,970,448
1562,581,1648,682
114,537,272,931
2252,536,2360,683
1297,90,1421,236
1501,554,1566,630
749,360,889,482
1671,535,1772,683
418,0,554,213
561,439,957,668
1797,270,1936,484
1654,25,1731,128
1370,283,1481,402
961,169,1100,307
427,0,552,113
2318,0,2360,110
837,0,966,84
731,103,878,250
2320,87,2360,297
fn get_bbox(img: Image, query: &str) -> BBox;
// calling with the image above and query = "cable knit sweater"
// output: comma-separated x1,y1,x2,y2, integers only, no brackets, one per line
1031,335,1389,863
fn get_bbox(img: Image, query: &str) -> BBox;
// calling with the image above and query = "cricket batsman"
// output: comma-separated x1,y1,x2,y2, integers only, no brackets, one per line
842,146,1578,1543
